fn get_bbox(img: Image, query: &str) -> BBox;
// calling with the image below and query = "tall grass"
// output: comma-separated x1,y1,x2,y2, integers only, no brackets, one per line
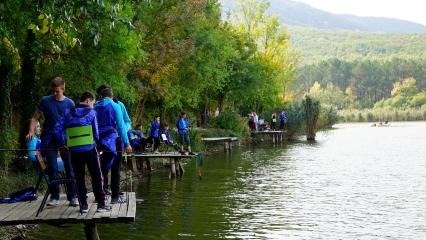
339,108,426,122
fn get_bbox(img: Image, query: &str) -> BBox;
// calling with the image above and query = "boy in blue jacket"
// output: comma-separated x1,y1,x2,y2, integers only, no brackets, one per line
160,123,179,151
63,92,110,213
147,115,161,153
95,87,132,204
26,77,77,206
177,112,193,154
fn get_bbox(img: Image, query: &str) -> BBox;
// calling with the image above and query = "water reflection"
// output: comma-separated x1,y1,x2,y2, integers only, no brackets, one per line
29,122,426,239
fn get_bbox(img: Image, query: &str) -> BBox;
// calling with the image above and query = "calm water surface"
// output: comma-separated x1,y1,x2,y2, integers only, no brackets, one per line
29,122,426,239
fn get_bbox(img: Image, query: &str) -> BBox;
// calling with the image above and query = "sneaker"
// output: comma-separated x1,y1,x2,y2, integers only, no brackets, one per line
110,196,126,204
189,152,196,156
81,203,89,213
47,199,59,206
96,204,112,213
154,150,159,154
69,198,79,207
104,189,112,195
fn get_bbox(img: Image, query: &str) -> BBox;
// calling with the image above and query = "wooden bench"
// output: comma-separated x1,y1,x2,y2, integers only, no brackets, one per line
0,192,136,240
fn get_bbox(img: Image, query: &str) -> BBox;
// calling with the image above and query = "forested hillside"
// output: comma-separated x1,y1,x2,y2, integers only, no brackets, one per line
289,26,426,64
221,0,426,33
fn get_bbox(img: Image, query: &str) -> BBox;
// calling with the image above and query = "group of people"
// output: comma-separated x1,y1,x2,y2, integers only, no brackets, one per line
248,111,287,131
25,77,193,214
127,112,193,155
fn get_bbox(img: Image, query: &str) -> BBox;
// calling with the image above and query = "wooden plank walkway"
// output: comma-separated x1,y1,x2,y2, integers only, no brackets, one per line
252,130,285,143
201,137,238,142
202,137,239,152
0,192,136,226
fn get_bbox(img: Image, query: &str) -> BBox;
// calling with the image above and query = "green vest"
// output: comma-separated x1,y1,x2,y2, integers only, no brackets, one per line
66,126,94,147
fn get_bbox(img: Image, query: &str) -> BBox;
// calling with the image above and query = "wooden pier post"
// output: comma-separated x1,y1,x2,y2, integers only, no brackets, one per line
130,155,138,175
84,223,100,240
170,158,176,177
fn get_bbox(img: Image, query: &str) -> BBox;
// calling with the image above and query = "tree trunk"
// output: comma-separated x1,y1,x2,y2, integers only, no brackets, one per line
19,30,37,145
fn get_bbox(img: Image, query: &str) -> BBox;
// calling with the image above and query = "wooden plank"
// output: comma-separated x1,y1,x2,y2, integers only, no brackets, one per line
4,202,37,222
109,200,121,219
0,192,136,226
126,193,136,219
0,201,29,221
9,202,39,223
117,198,127,219
202,137,238,142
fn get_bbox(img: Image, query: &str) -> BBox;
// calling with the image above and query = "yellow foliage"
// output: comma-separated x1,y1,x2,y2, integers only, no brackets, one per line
309,81,322,94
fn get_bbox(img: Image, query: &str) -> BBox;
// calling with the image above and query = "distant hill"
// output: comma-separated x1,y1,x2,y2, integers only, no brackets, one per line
288,26,426,63
221,0,426,33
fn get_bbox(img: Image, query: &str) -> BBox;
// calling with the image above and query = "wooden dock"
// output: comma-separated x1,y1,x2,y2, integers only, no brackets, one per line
202,137,238,152
125,152,197,177
252,130,285,143
0,192,136,239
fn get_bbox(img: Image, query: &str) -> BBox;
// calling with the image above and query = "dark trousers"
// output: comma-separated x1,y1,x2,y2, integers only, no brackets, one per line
99,142,122,199
45,142,76,200
280,120,285,129
132,138,147,152
147,136,160,151
70,149,105,206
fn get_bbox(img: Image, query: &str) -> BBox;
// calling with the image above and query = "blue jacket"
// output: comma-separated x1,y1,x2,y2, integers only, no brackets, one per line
63,104,99,152
177,117,190,135
149,121,160,138
94,98,130,152
160,129,173,143
113,97,132,131
128,130,144,140
27,136,41,162
279,112,287,122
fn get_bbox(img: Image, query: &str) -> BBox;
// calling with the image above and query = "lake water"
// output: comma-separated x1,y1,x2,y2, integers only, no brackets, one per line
28,122,426,239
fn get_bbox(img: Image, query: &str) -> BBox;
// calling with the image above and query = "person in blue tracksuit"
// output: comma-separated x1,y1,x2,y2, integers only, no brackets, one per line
128,124,146,153
160,123,179,151
26,77,77,207
279,110,287,130
27,121,42,162
177,112,193,154
147,115,161,153
95,87,132,204
63,92,111,213
96,85,132,197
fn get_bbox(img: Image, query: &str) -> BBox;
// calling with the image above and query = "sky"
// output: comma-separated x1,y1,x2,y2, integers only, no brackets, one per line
292,0,426,25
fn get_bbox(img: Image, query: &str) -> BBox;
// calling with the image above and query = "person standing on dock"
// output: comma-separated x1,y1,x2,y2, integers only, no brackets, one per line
95,87,132,204
25,77,78,207
96,85,132,200
63,91,111,213
147,115,161,154
279,110,287,130
177,112,193,155
271,113,277,130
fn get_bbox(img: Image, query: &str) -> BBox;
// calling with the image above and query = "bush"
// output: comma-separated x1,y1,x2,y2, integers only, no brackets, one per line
0,128,19,175
208,112,248,136
303,96,320,140
284,101,305,139
319,105,339,128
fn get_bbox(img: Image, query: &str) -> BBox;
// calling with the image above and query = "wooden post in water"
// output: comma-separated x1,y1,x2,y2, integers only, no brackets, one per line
170,158,176,177
130,155,138,175
84,223,100,240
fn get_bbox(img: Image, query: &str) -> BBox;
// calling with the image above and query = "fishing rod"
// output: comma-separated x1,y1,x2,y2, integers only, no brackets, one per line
0,148,132,153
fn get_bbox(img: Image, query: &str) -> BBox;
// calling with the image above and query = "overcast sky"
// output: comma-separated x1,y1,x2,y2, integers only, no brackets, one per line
292,0,426,25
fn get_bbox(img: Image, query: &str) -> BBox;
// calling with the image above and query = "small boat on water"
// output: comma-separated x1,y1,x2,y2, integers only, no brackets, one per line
371,121,390,127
